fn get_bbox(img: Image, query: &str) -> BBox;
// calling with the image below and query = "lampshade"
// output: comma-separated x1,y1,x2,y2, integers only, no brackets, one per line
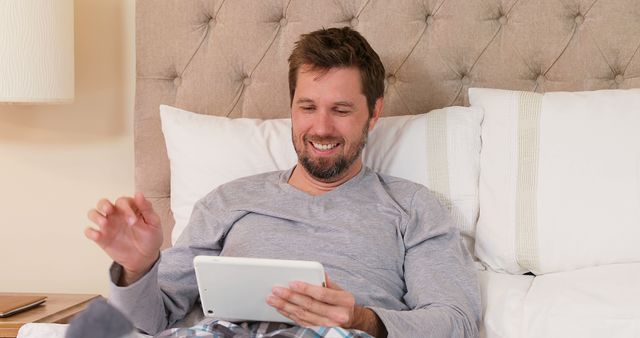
0,0,74,103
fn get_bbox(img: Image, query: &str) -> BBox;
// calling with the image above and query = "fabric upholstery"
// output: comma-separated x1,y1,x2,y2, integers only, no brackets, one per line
135,0,640,248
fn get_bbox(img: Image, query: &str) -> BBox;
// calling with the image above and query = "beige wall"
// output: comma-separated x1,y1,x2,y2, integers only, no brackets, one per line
0,0,135,296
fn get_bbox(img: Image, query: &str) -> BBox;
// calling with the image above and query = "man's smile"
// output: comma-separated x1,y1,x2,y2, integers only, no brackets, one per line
310,141,340,152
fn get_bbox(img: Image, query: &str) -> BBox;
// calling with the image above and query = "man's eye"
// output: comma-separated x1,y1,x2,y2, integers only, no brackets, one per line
301,106,315,111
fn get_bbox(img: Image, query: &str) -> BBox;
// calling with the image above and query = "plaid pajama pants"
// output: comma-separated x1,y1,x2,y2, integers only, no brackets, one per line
153,318,374,338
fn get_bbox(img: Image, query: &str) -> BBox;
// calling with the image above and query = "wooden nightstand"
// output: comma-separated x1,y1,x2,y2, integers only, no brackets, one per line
0,293,101,338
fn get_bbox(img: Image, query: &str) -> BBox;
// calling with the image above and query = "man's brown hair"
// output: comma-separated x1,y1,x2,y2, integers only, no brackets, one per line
288,27,386,117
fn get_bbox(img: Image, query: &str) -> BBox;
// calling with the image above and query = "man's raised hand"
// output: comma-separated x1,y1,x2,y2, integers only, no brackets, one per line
86,192,163,285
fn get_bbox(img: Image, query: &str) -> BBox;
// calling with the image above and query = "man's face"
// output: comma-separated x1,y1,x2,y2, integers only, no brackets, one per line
291,65,379,183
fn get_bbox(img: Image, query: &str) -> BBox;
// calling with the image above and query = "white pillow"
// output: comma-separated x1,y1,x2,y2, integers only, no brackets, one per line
470,88,640,275
160,105,483,249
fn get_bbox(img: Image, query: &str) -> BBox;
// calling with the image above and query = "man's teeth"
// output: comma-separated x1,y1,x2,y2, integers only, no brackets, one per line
312,142,338,150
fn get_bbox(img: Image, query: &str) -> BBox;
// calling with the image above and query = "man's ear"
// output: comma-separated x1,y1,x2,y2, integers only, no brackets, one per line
368,98,384,131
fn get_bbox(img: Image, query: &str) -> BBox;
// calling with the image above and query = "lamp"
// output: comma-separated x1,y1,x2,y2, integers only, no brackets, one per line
0,0,74,103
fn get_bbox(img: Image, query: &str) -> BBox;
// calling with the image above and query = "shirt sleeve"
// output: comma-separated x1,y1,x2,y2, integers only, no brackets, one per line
108,197,237,335
369,187,482,338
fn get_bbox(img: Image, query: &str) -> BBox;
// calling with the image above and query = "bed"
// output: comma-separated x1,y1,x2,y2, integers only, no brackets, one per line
18,0,640,337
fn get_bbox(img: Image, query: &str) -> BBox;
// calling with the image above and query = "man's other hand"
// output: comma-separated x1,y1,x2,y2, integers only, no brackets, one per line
85,192,163,286
266,274,387,337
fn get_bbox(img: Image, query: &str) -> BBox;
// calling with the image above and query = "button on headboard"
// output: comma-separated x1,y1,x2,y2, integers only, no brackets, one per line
135,0,640,248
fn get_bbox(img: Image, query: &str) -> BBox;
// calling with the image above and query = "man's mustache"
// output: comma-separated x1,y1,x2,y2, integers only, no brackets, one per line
303,135,344,144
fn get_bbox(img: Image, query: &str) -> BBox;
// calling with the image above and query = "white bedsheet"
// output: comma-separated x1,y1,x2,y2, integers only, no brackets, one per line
478,268,535,338
522,263,640,338
17,323,68,338
478,263,640,338
17,323,148,338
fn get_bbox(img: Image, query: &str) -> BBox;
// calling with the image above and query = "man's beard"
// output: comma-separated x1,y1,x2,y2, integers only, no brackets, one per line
293,120,369,182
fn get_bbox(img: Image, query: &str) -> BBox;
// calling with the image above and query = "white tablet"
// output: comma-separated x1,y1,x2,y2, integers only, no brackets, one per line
193,256,326,324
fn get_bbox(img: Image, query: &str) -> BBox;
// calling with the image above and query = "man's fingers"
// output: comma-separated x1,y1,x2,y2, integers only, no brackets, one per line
87,209,119,240
84,227,112,250
276,309,290,318
290,281,349,308
133,192,160,227
94,194,160,228
96,199,115,217
276,309,316,327
288,312,323,328
325,274,343,291
87,209,107,228
273,286,320,314
115,197,139,226
270,286,348,326
269,293,336,327
134,192,149,210
84,227,100,241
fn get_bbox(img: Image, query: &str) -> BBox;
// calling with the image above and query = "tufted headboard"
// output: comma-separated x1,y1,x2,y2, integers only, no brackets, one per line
135,0,640,248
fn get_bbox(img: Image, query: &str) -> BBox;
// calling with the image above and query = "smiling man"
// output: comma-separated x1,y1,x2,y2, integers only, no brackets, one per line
288,64,379,194
84,27,481,338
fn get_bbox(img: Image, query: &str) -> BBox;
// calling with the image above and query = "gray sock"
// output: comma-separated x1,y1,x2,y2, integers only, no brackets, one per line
66,298,136,338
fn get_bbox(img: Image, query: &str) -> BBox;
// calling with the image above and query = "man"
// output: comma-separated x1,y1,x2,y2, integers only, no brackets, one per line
86,27,481,338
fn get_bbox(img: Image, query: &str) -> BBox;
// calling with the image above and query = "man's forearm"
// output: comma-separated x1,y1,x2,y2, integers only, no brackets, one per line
117,264,153,286
109,260,169,334
353,306,388,338
116,252,161,286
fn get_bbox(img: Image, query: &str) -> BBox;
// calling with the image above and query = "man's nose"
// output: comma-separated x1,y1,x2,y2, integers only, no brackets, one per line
310,110,335,136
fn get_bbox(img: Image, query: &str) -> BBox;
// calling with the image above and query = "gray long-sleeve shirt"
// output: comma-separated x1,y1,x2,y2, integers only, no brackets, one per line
109,166,481,337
